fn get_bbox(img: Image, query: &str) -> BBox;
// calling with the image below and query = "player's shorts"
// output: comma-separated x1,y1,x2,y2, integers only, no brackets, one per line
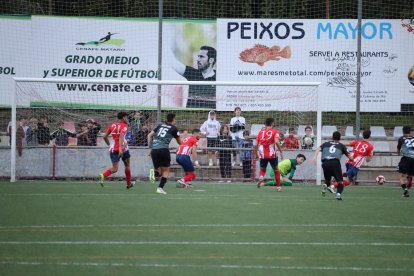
110,150,131,163
176,154,195,172
398,156,414,175
207,137,218,148
260,157,278,170
345,163,359,181
151,148,171,168
322,159,343,184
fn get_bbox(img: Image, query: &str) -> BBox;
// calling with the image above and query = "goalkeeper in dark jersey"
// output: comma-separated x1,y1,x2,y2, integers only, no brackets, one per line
312,131,353,200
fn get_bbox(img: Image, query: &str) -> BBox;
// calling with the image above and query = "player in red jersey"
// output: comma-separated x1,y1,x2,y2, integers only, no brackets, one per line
176,129,201,188
98,112,133,189
344,130,374,185
254,118,284,191
328,130,374,192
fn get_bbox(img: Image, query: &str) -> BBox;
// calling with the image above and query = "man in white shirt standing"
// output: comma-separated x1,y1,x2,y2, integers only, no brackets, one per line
200,110,221,166
230,107,246,167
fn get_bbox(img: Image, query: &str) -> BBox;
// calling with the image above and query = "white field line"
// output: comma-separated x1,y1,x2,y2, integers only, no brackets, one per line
0,223,413,229
0,261,413,272
0,241,413,246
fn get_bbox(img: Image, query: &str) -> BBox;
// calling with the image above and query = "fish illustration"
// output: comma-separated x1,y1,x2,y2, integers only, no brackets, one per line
239,44,291,66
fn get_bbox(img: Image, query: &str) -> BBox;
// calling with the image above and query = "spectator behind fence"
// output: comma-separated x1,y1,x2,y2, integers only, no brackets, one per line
134,123,150,146
26,118,39,146
239,130,253,179
50,121,76,146
86,119,101,146
217,125,233,182
16,121,25,157
301,125,316,150
200,110,221,166
230,106,246,167
37,115,51,146
77,122,92,146
283,127,300,149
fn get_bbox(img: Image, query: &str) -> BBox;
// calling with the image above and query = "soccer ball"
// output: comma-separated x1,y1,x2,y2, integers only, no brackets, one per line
304,137,312,145
376,175,385,185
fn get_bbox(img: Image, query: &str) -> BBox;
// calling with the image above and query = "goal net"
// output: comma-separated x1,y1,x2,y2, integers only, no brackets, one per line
11,78,321,185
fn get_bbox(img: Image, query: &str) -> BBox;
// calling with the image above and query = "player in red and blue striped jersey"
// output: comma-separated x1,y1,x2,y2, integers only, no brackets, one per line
99,112,133,189
176,129,201,188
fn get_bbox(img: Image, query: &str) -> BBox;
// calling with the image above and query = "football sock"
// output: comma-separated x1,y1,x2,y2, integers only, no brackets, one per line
184,172,195,182
154,170,161,178
342,180,349,186
103,169,112,178
125,168,131,186
337,182,344,194
407,176,412,188
159,177,167,188
274,170,281,187
259,168,266,178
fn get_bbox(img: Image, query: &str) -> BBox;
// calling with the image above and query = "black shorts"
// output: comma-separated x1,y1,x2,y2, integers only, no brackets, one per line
260,157,278,170
151,148,171,169
207,138,218,148
398,156,414,175
322,159,343,183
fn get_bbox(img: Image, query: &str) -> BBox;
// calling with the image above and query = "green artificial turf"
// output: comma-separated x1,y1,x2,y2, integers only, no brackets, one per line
0,180,413,276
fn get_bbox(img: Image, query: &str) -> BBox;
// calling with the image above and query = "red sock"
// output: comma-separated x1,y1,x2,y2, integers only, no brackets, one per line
125,168,131,186
342,180,349,186
408,176,412,188
103,169,112,178
259,168,266,178
334,183,338,189
184,172,196,182
274,170,281,187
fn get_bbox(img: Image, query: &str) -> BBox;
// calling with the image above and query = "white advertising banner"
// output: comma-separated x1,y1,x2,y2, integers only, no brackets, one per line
217,19,414,111
21,16,160,108
0,17,31,107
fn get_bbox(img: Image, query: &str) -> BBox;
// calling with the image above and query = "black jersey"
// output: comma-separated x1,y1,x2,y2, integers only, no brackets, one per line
397,135,414,159
183,66,216,108
151,123,179,150
320,141,349,161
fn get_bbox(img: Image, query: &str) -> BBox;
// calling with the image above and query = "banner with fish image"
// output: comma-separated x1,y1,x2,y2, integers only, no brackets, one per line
217,19,414,112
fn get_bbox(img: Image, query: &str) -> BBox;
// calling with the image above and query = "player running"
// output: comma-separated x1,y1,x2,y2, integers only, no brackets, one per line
254,118,284,192
148,113,181,195
99,112,134,189
176,129,202,188
344,130,374,185
397,126,414,197
312,131,353,200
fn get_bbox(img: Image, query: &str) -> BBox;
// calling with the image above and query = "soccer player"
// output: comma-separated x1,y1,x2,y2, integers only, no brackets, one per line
171,46,216,108
397,126,414,197
255,118,284,192
148,113,181,195
258,154,306,187
99,112,133,189
312,131,353,200
342,130,374,186
176,129,201,188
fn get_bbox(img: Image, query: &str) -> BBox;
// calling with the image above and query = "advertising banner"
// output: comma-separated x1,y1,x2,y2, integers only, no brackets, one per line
217,19,414,111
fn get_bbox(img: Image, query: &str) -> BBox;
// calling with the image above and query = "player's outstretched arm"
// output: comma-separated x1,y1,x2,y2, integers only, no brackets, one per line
103,132,110,146
311,147,321,165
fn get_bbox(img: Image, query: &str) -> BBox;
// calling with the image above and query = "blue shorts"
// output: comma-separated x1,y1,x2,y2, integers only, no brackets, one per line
110,150,131,163
176,154,195,172
346,163,359,181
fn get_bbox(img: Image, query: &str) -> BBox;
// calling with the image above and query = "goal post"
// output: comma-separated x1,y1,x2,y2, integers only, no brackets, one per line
12,77,321,184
